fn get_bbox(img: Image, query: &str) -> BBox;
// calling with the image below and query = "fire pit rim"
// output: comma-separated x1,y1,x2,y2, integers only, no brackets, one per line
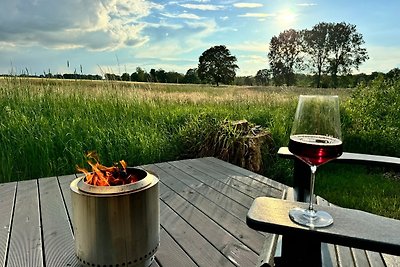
74,167,155,195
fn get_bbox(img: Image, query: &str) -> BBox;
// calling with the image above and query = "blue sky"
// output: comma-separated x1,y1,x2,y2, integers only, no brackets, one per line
0,0,399,77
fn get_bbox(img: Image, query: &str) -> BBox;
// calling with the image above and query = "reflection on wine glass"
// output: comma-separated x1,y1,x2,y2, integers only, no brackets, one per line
288,95,343,228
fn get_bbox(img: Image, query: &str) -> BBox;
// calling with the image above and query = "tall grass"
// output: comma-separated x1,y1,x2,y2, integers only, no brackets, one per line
2,77,349,182
1,77,399,219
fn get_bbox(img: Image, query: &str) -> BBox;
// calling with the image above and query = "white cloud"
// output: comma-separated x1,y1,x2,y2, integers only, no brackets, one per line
238,13,276,18
135,19,218,60
180,4,224,11
0,0,163,51
233,3,263,8
297,3,317,7
161,12,202,20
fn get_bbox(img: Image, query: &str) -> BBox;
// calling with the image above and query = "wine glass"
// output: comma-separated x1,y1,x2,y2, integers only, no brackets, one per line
288,95,343,228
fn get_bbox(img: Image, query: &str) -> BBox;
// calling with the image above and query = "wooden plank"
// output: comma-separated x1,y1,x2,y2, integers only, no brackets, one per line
0,182,17,267
170,159,256,207
382,253,400,267
154,228,197,267
336,245,355,267
57,174,79,223
143,163,267,255
38,177,79,266
159,200,236,266
316,197,340,267
366,251,386,267
203,157,288,192
319,196,386,267
149,260,160,267
7,180,43,267
152,162,252,223
178,158,283,199
159,182,259,266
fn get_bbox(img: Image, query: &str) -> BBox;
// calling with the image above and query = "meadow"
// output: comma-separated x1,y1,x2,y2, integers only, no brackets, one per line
1,77,399,218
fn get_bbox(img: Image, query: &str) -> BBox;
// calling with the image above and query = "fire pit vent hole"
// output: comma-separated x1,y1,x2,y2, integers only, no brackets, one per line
76,243,159,266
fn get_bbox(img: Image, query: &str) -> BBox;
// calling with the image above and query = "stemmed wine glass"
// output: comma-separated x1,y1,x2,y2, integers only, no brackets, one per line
288,95,343,228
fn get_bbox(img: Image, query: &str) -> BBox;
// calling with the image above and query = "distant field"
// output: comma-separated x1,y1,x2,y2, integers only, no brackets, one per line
1,77,399,219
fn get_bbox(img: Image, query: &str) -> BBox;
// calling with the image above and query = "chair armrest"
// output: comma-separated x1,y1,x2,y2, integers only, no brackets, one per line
247,197,400,256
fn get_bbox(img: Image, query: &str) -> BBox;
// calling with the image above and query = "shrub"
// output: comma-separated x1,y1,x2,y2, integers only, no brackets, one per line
343,76,400,156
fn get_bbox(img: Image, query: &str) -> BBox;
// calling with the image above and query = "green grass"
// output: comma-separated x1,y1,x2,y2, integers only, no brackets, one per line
317,164,400,219
1,77,399,219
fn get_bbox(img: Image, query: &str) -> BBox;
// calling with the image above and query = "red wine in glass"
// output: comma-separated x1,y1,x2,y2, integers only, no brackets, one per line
288,94,342,228
289,134,343,166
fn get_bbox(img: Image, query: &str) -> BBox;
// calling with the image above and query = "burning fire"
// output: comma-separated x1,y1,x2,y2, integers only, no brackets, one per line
77,152,138,186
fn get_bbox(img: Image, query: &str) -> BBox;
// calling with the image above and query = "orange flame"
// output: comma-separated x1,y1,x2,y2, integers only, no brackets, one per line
77,152,138,186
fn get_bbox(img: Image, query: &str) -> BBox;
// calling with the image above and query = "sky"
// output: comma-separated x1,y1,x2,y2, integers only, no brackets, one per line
0,0,399,77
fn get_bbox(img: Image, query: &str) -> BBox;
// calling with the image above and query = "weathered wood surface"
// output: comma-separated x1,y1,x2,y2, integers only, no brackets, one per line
247,197,400,265
277,146,400,266
0,157,286,267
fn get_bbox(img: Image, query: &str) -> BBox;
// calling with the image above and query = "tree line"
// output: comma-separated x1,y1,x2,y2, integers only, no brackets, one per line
267,22,369,88
3,21,397,88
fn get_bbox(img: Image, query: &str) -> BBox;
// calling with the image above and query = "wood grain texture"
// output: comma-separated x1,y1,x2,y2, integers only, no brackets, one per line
7,180,42,267
0,182,16,267
38,177,79,266
154,228,197,267
159,182,259,266
159,200,236,267
203,157,288,193
247,197,400,256
57,174,79,224
9,158,394,266
145,163,268,252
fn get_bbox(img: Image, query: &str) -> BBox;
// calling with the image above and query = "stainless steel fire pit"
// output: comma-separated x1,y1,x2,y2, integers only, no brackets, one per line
70,168,160,267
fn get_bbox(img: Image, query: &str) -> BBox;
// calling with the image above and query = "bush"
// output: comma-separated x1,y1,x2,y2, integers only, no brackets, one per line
343,76,400,156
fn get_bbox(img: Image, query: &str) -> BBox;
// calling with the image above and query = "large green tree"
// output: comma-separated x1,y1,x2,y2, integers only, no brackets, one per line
198,45,239,86
327,22,369,87
268,29,304,86
303,22,331,88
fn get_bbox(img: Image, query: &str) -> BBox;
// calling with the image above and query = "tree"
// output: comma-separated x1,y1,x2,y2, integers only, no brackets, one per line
255,69,271,85
327,22,369,87
165,71,184,83
155,69,167,83
150,69,156,82
183,68,201,84
198,45,238,86
121,72,130,81
268,29,304,86
303,23,331,88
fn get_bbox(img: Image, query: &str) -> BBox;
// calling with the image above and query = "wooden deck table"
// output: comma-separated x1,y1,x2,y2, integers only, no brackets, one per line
0,157,288,267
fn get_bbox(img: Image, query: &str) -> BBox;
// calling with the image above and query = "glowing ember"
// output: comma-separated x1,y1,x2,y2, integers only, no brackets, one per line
77,152,138,186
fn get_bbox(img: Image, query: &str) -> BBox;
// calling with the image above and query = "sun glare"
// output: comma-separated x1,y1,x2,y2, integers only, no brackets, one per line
277,9,297,26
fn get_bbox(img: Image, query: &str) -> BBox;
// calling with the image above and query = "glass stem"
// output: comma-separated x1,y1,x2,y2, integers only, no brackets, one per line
308,165,317,211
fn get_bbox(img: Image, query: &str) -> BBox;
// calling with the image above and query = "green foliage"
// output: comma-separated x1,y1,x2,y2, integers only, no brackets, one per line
198,45,239,86
268,29,304,86
343,76,400,156
269,22,368,88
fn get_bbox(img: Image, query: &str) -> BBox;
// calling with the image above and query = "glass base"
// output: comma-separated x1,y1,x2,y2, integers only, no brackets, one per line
289,207,333,228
